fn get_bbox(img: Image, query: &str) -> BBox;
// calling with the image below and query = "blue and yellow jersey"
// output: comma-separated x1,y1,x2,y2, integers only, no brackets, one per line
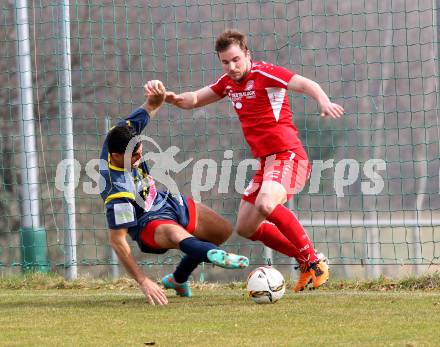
100,107,192,246
99,107,157,241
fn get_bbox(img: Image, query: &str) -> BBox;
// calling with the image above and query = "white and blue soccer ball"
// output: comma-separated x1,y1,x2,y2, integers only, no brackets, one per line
246,266,285,304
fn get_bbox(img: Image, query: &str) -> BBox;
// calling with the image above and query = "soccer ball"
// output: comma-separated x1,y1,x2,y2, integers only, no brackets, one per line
246,266,285,304
316,252,329,267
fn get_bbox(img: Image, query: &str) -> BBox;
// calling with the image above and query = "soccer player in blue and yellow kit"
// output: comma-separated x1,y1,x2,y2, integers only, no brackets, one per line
100,80,248,305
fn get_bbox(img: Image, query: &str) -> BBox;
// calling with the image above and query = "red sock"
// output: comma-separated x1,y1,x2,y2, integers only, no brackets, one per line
249,221,302,260
266,204,318,264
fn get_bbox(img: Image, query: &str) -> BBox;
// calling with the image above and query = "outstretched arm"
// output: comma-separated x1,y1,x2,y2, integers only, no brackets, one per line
160,85,222,110
109,228,168,305
287,74,344,119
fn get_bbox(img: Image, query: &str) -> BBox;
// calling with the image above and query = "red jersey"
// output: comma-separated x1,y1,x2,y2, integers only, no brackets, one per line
209,61,304,158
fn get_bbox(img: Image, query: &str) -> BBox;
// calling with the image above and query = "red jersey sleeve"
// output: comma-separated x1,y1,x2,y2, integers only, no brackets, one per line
209,74,228,98
253,62,295,89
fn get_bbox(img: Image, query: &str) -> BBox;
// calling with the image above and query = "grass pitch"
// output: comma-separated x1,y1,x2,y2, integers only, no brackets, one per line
1,275,440,346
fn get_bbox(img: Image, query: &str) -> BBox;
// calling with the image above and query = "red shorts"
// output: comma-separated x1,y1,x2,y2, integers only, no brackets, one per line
242,149,311,204
139,198,197,250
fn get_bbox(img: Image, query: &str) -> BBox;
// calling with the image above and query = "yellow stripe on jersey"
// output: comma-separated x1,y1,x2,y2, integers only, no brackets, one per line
107,153,126,171
108,162,126,171
104,192,135,205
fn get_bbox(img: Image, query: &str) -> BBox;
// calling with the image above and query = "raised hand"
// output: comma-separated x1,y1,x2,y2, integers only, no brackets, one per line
144,80,166,111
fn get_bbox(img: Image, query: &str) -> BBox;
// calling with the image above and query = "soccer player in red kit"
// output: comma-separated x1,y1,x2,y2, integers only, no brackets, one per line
150,29,344,292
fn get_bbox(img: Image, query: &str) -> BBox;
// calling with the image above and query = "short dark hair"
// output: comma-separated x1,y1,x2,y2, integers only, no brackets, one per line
106,125,140,154
215,29,248,53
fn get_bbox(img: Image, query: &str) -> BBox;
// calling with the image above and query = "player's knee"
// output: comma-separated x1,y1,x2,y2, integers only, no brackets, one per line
235,225,254,238
216,221,232,244
254,198,277,217
156,225,189,248
235,227,247,238
224,222,233,237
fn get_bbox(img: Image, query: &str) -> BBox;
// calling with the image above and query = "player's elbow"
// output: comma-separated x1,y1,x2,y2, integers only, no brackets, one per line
109,229,127,249
173,92,198,109
288,75,315,94
179,103,195,110
188,92,199,109
109,234,118,248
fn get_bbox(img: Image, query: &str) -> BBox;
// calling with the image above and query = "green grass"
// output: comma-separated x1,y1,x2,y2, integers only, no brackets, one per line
1,274,440,346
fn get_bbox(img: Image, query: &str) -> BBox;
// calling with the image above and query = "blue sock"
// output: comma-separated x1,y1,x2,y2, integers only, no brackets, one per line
179,237,218,263
173,255,201,283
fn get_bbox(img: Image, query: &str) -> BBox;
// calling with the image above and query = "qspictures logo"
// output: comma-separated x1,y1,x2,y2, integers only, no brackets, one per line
55,140,388,210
